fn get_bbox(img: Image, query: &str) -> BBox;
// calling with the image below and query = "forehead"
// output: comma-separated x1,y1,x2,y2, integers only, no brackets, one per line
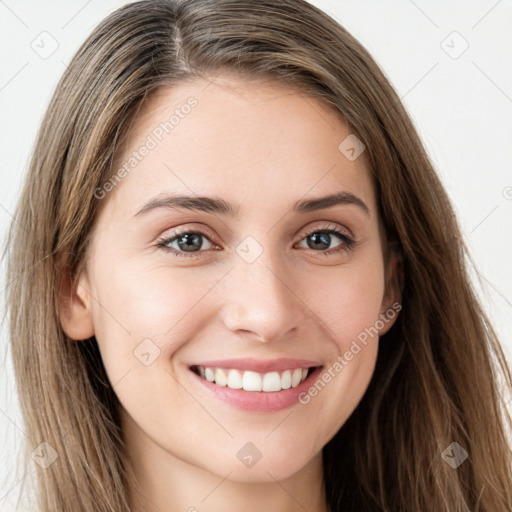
105,77,376,218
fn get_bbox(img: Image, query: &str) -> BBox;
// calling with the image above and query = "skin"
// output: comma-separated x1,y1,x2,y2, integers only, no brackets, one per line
59,75,400,512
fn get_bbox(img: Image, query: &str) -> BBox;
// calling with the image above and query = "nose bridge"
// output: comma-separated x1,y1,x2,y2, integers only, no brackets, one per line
219,240,302,341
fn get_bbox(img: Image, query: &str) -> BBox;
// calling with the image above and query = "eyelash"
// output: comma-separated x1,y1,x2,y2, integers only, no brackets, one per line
156,223,356,259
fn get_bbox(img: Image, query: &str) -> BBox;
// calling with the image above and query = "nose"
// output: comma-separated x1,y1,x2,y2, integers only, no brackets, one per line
219,252,303,343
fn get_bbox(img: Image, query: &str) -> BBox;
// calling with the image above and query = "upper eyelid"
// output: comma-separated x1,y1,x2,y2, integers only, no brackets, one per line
300,223,353,239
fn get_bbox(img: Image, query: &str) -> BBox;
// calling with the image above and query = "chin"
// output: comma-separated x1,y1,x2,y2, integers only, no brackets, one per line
199,445,317,484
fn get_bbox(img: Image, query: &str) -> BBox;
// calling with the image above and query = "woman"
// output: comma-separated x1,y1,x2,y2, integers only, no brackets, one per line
5,0,512,510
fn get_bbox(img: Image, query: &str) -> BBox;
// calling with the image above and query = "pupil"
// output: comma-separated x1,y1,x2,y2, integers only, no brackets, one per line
178,233,202,252
308,232,330,250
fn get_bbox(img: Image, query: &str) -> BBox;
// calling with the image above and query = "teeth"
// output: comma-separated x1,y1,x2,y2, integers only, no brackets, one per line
227,369,243,389
262,371,281,392
281,370,292,389
291,368,302,387
205,367,215,382
243,371,262,391
195,365,312,392
215,368,227,387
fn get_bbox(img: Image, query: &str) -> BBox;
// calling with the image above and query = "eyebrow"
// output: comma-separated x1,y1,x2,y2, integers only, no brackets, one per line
133,191,370,218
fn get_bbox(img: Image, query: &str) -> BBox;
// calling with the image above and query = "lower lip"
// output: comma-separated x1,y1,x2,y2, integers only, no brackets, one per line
190,366,323,412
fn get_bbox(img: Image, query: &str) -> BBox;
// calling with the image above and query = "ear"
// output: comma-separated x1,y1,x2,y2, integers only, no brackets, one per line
378,246,403,336
56,257,95,341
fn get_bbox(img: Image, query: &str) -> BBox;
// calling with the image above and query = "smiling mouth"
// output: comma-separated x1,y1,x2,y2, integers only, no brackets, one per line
190,365,318,392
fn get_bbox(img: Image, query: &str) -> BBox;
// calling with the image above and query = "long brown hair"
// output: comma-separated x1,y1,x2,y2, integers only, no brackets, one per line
4,0,511,510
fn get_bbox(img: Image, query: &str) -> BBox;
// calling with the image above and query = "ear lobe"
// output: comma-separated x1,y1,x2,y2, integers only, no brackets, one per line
378,248,403,336
57,260,95,341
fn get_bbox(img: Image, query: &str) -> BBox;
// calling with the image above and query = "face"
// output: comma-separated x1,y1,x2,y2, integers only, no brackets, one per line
61,76,400,484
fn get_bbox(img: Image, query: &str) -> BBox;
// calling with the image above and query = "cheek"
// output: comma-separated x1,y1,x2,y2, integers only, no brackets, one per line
304,258,386,347
294,260,384,433
86,259,221,439
89,257,221,375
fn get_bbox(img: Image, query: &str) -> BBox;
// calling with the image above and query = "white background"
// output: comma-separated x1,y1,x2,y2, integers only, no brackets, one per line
1,1,511,509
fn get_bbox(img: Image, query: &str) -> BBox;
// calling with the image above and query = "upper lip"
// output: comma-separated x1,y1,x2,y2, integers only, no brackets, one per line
190,358,321,373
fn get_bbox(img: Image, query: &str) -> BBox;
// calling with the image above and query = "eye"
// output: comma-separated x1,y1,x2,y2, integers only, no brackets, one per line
295,224,355,255
156,229,216,257
156,223,356,259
